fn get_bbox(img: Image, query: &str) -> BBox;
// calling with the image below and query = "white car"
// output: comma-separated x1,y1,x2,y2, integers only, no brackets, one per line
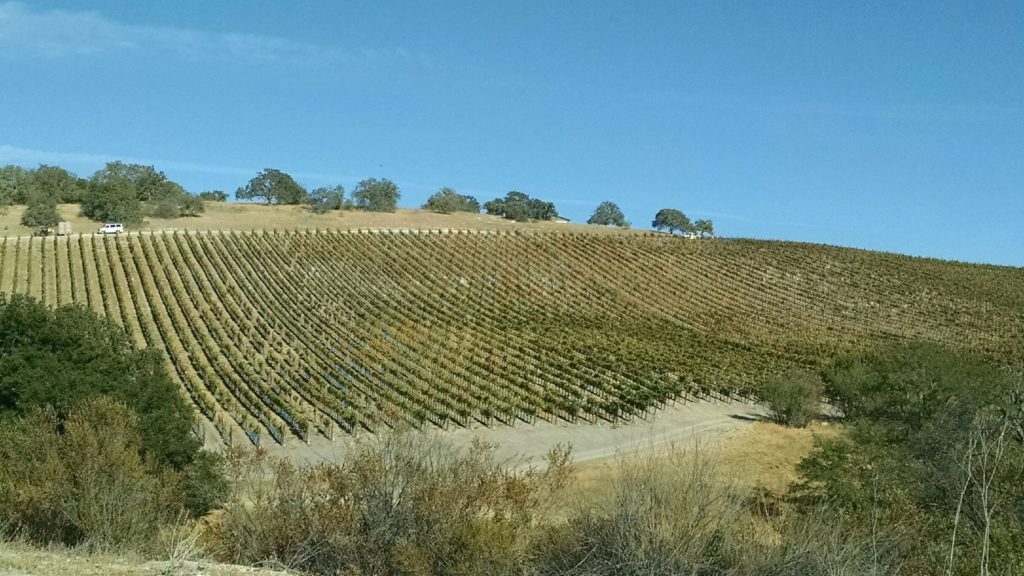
97,223,124,235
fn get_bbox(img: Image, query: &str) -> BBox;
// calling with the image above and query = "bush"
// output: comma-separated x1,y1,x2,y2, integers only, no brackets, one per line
0,294,200,469
533,445,745,576
0,398,183,551
739,508,901,576
180,451,229,517
792,343,1024,574
179,194,205,217
760,369,822,427
307,185,344,214
209,434,572,575
149,196,181,218
0,294,226,553
198,190,228,202
20,201,60,227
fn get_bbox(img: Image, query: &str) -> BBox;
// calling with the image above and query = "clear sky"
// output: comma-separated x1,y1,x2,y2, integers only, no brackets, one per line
1,1,1021,266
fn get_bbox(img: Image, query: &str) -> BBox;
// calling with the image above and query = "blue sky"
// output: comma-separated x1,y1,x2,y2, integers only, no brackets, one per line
0,1,1021,266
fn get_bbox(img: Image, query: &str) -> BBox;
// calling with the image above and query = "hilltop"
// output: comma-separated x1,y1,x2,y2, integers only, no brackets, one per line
0,212,1019,448
0,202,634,237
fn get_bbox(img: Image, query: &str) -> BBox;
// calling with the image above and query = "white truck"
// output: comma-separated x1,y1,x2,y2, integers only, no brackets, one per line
97,223,124,235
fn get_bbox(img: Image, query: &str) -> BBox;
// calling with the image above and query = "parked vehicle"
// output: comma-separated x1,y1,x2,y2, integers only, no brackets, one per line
97,223,124,235
33,227,52,237
57,221,72,236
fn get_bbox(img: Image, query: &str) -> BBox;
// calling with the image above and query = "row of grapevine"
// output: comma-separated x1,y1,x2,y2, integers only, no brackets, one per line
0,230,1020,446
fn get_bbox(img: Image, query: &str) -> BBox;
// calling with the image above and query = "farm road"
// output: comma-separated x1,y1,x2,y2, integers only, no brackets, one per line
262,399,767,469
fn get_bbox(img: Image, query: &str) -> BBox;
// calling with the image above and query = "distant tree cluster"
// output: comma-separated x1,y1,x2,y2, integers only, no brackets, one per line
83,161,204,224
6,161,721,238
351,178,400,212
653,208,714,237
484,191,558,222
423,187,480,214
587,201,629,227
232,170,400,214
2,162,205,226
1,165,86,208
583,202,712,236
198,190,229,202
308,185,345,214
235,168,308,205
2,165,88,227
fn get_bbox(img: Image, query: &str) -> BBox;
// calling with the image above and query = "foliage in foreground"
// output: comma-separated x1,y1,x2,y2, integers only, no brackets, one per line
795,343,1024,575
1,337,1019,574
209,434,573,575
0,397,226,551
0,294,199,469
208,437,898,576
0,294,227,551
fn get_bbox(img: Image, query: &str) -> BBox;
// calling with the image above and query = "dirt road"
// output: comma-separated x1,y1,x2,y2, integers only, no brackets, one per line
263,399,767,468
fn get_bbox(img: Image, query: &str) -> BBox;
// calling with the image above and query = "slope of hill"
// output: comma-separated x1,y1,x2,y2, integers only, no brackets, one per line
0,202,629,237
0,228,1020,446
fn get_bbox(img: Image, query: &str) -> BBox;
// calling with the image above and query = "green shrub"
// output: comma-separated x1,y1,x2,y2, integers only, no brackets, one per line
0,398,182,551
307,185,344,213
19,201,60,227
760,369,822,427
423,187,480,214
179,194,205,217
180,451,229,517
198,190,228,202
149,196,181,218
794,343,1024,575
351,178,399,212
0,294,199,468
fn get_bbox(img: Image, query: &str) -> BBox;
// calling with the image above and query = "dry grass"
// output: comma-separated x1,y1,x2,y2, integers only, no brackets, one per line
0,539,294,576
0,204,98,238
0,203,641,237
566,420,840,507
714,420,840,496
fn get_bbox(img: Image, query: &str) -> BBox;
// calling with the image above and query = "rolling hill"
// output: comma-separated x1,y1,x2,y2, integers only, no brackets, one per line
0,225,1020,446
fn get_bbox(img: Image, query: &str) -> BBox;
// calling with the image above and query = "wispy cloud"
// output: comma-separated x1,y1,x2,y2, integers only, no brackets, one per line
623,90,1023,126
0,2,430,67
0,144,253,177
0,145,356,184
685,208,866,233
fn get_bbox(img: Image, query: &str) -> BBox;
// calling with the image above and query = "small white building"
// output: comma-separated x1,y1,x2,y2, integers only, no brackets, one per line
553,216,571,224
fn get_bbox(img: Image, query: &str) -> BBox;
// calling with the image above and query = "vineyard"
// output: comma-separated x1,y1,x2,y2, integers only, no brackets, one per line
0,229,1021,446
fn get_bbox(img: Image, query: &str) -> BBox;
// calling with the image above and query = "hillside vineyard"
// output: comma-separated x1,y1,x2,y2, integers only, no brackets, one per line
1,229,1021,445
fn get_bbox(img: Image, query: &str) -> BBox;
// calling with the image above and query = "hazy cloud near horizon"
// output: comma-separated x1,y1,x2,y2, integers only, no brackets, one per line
0,1,429,68
0,145,357,185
